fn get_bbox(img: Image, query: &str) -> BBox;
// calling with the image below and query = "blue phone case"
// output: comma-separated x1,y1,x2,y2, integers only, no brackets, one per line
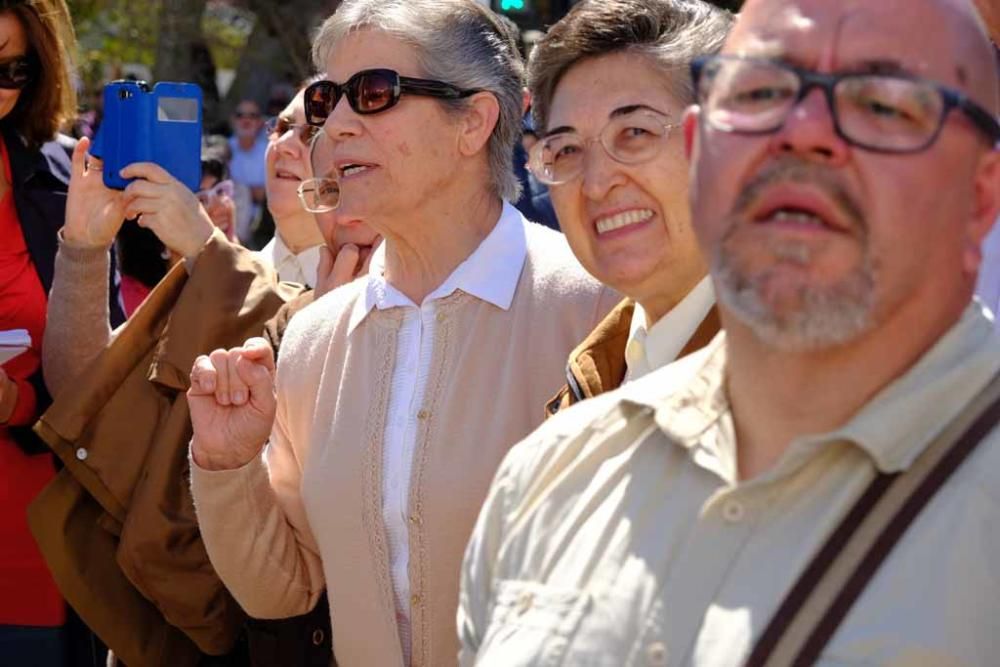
90,80,203,192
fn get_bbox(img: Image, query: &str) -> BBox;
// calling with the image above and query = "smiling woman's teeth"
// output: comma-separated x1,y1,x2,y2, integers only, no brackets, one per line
343,165,369,177
595,209,653,235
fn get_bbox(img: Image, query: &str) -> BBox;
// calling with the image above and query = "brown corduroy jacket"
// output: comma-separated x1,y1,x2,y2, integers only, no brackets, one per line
545,298,721,416
26,237,308,666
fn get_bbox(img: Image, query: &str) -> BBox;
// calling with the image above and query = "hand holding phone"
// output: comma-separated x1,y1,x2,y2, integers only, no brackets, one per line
90,80,203,192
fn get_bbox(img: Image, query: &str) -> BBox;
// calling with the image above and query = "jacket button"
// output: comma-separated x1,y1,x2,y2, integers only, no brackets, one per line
75,448,88,461
312,629,325,646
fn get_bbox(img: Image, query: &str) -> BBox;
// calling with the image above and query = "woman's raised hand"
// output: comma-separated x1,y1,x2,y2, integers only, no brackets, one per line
187,338,278,471
62,137,127,248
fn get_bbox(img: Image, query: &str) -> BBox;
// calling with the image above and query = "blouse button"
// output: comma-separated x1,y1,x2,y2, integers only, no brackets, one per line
722,500,745,524
75,447,88,461
311,629,325,646
646,642,668,666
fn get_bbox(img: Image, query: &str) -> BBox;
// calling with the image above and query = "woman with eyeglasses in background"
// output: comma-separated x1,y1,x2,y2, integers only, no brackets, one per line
187,1,618,665
256,84,380,288
0,0,125,664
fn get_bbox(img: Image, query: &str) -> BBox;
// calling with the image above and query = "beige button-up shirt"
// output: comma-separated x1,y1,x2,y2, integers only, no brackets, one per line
460,304,1000,667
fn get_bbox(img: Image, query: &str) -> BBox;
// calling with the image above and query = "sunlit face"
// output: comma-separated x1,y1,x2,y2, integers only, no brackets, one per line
688,0,999,349
545,52,704,307
265,93,311,222
0,12,28,122
318,29,469,235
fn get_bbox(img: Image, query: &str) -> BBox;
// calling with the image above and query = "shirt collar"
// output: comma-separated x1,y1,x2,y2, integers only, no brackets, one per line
262,234,322,288
623,302,1000,476
347,201,528,334
626,277,716,379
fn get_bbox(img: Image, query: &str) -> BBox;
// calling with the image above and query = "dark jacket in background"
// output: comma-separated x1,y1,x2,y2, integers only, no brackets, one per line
546,299,721,416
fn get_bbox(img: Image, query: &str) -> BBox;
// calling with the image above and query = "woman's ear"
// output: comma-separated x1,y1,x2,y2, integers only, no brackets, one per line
457,92,501,157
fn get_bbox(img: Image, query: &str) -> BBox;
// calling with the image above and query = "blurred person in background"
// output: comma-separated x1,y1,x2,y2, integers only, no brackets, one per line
531,0,732,415
228,98,268,230
0,1,123,664
186,1,617,665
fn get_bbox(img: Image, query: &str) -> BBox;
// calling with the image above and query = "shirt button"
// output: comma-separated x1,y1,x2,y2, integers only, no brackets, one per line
516,591,534,615
408,513,421,525
75,447,88,461
410,594,421,606
646,641,668,666
417,409,430,420
436,312,447,323
722,500,745,523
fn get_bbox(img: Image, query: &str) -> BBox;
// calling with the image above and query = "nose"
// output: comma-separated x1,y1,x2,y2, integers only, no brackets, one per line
323,93,363,142
580,141,628,201
770,86,850,164
273,125,304,158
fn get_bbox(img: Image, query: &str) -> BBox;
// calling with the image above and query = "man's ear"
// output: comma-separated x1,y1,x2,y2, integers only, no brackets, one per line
965,148,1000,273
458,92,501,157
683,105,701,161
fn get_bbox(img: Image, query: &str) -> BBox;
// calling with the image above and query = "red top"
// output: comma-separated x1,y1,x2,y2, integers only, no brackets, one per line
0,137,64,626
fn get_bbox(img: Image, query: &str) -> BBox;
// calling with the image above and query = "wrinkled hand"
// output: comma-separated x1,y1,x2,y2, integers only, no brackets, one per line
314,240,378,298
187,338,277,471
62,137,127,248
121,162,214,259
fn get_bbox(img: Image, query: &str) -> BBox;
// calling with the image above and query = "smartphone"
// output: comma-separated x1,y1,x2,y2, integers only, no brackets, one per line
90,80,203,192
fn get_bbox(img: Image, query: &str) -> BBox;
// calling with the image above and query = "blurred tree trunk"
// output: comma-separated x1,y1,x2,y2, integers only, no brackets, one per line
153,0,221,127
221,0,339,118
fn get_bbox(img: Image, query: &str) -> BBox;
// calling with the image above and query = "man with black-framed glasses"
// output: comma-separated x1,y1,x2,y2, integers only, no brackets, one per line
460,0,1000,664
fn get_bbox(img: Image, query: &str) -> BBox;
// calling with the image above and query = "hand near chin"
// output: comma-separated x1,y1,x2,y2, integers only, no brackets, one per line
187,338,277,471
314,238,379,298
62,137,127,249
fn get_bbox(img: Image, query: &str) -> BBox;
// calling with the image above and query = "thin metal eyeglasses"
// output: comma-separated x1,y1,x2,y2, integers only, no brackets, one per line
297,176,340,214
304,68,480,126
691,55,1000,153
527,108,681,186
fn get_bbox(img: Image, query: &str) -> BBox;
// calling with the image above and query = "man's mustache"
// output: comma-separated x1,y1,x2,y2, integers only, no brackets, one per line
730,159,866,234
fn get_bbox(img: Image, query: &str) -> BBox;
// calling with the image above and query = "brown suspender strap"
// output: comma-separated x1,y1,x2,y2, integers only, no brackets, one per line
747,370,1000,667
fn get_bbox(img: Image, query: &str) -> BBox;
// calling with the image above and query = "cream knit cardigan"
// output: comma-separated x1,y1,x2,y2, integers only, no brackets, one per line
191,221,618,667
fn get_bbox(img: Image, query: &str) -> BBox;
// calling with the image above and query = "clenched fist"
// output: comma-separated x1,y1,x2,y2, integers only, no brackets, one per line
187,338,277,471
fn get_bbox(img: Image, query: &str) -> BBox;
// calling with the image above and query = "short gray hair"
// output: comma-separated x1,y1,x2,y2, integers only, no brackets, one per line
529,0,734,131
312,0,525,202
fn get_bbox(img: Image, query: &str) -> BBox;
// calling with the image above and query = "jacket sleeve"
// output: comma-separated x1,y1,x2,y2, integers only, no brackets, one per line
42,237,114,398
189,366,325,620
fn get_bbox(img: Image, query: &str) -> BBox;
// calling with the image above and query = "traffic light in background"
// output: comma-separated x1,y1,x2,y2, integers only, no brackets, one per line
494,0,531,15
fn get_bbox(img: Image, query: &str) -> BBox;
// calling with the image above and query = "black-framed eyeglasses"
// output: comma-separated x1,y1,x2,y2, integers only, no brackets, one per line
265,116,321,146
527,109,681,186
0,55,34,90
304,68,480,126
691,55,1000,153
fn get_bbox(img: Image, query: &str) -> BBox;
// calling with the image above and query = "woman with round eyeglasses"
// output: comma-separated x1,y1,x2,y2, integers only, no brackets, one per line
187,1,618,665
518,0,733,417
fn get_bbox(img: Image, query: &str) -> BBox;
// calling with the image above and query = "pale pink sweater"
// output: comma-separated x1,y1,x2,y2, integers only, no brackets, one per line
190,222,618,667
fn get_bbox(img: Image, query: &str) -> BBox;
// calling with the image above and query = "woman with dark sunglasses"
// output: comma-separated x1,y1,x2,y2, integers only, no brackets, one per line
187,1,618,666
0,0,126,664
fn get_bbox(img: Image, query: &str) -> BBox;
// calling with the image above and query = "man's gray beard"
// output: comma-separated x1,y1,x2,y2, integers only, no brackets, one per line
712,235,878,351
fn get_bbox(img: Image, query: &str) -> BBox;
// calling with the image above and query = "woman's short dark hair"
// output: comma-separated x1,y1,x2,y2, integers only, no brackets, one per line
528,0,733,132
6,0,78,147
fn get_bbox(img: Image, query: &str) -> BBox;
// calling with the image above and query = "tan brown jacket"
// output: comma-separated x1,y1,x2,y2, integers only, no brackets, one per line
546,298,721,416
27,237,306,666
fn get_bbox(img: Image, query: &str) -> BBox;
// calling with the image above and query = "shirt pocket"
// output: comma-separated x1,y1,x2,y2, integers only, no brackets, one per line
476,580,592,667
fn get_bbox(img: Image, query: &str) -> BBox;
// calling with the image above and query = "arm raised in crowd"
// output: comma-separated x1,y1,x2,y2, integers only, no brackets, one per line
43,137,215,396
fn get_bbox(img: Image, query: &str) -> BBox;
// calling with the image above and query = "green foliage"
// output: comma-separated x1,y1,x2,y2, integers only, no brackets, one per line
68,0,158,88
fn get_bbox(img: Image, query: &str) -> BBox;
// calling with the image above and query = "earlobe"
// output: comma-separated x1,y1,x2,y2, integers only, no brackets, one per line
458,92,500,157
964,150,1000,274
